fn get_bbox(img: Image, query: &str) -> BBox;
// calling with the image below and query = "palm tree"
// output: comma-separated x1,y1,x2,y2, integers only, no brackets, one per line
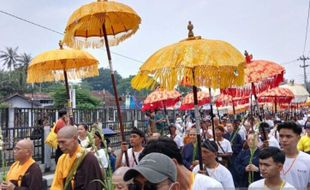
15,53,32,92
0,47,19,71
16,53,32,74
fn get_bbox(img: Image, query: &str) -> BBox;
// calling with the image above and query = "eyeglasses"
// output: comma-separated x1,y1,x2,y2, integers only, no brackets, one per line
13,147,30,151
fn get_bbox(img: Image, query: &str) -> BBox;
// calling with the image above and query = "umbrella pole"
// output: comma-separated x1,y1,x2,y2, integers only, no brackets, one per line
275,97,277,113
208,88,216,141
250,96,253,116
232,99,236,116
64,70,74,125
233,103,236,116
251,83,263,121
63,70,70,99
102,24,129,166
163,105,172,136
192,72,203,171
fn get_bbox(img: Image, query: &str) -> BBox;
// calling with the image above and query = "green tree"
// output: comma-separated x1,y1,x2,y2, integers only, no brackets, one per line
82,68,122,95
0,71,15,97
51,85,100,109
0,48,33,98
117,75,150,98
0,47,19,71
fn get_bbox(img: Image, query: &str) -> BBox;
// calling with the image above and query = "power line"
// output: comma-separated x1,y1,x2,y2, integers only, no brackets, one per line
304,0,310,55
0,10,64,35
0,9,144,64
111,52,144,63
280,59,298,65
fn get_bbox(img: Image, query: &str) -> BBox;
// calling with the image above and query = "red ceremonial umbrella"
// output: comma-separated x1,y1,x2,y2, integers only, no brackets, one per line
258,87,294,113
222,51,285,119
142,89,181,111
142,89,181,135
179,91,210,110
215,94,249,115
222,51,285,97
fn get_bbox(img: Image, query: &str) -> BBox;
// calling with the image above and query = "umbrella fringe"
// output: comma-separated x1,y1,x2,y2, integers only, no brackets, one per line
27,64,99,83
63,1,141,49
63,27,139,49
222,72,284,97
131,65,244,91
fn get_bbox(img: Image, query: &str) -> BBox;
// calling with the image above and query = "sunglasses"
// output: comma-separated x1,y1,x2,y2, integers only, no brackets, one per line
128,180,157,190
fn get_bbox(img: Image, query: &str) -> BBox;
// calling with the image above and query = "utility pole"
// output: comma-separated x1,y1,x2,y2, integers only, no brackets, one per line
298,55,310,91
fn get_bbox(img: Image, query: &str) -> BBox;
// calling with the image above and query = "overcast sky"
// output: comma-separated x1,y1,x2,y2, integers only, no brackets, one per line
1,0,310,84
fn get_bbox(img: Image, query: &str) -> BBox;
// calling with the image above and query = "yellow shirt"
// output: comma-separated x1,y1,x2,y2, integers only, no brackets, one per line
51,145,82,190
297,135,310,152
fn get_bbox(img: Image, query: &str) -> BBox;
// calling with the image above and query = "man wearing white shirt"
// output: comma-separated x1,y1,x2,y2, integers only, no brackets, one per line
192,139,235,189
277,121,310,189
234,119,246,141
249,147,296,190
258,122,280,149
116,127,145,168
215,126,232,167
169,124,183,149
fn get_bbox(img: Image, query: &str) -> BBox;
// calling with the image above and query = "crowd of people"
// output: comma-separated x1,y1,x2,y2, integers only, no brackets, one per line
112,110,310,190
0,109,309,190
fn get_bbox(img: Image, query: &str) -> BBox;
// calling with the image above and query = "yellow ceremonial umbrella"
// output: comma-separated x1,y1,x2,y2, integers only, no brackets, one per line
63,0,140,48
132,26,244,90
27,41,99,120
27,41,98,98
132,21,245,170
63,0,141,166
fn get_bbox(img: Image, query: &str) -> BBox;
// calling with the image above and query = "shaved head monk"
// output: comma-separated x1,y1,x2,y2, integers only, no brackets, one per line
0,139,42,190
51,126,103,190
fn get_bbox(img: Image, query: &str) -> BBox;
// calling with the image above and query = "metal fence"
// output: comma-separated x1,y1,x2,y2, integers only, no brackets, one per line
0,107,152,166
0,107,179,166
1,126,45,165
11,108,145,127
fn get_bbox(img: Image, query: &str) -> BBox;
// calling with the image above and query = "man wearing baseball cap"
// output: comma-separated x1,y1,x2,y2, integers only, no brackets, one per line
123,152,179,190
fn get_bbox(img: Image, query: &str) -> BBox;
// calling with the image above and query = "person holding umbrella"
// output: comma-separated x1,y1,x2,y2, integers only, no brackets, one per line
116,128,145,168
192,139,235,189
215,126,233,168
